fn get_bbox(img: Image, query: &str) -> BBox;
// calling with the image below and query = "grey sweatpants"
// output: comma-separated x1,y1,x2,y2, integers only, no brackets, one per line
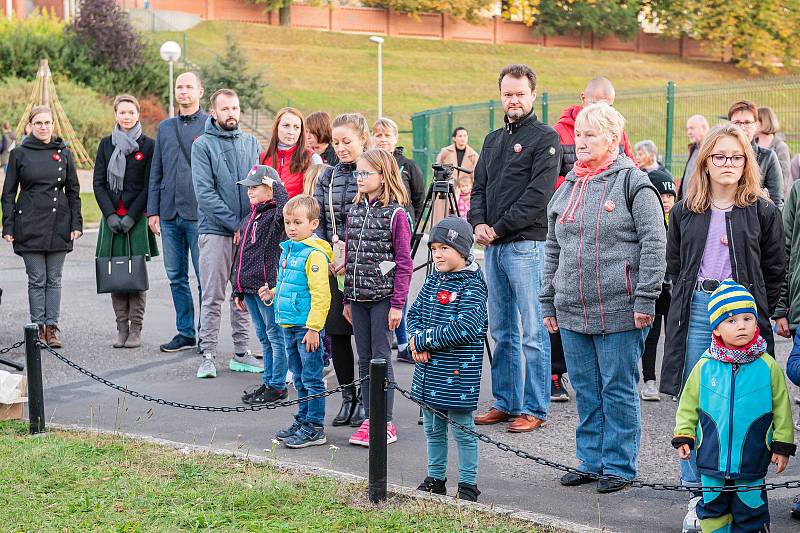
21,251,67,326
197,233,249,354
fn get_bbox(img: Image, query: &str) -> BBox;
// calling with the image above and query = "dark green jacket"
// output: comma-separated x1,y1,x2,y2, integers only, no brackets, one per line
774,180,800,329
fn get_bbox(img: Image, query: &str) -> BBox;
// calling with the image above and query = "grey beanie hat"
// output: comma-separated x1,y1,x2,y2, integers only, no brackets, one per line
428,215,474,258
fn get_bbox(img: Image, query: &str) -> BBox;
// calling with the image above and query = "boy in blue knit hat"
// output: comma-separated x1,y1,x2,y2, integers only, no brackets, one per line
673,279,795,532
408,216,488,502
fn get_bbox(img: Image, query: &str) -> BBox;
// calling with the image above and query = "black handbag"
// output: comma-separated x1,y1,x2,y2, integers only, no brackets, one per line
95,233,149,294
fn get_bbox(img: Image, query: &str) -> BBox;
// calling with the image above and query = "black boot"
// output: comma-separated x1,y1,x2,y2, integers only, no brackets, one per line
349,387,367,427
456,482,480,502
417,476,447,495
332,385,357,426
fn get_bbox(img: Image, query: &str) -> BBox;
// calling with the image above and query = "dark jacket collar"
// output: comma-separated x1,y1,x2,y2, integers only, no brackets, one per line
504,111,537,133
21,136,66,150
178,107,205,123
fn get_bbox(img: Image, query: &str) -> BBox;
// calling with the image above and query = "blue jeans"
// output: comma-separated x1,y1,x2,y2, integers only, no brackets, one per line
243,294,287,391
283,326,325,426
484,240,551,419
160,216,200,338
560,327,648,479
394,304,408,347
679,290,713,488
423,408,478,485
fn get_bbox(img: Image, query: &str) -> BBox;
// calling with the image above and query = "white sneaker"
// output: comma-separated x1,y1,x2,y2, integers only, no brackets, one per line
682,496,701,533
196,353,217,379
640,380,660,401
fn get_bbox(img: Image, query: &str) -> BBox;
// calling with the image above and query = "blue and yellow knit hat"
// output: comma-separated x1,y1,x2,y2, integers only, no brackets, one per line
708,279,757,331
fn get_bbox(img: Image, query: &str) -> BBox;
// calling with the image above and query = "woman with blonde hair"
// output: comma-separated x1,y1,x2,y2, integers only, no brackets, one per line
660,123,785,532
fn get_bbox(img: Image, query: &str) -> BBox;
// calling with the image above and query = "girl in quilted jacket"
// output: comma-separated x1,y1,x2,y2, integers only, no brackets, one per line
408,216,488,502
343,148,413,447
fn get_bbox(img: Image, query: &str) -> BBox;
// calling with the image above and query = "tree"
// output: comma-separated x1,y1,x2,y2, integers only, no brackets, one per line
69,0,144,68
361,0,496,22
201,34,268,111
500,0,542,26
644,0,800,71
537,0,642,47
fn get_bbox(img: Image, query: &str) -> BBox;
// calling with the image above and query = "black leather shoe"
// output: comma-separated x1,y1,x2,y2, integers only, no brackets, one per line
597,477,630,494
349,389,367,427
332,386,356,426
560,472,596,486
456,482,480,502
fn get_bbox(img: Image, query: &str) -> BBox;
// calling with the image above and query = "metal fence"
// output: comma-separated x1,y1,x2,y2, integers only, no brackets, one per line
411,77,800,180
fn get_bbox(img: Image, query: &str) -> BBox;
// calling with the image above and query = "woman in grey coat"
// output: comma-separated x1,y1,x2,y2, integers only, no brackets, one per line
756,106,792,195
540,103,666,493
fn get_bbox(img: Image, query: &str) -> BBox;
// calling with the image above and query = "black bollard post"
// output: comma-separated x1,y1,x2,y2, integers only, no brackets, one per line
24,324,45,434
368,358,388,503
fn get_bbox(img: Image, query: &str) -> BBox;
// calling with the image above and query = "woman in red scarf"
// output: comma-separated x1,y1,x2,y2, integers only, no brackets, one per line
260,108,322,198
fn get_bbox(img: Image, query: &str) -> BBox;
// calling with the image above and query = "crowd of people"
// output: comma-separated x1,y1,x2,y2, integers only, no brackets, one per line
2,64,800,529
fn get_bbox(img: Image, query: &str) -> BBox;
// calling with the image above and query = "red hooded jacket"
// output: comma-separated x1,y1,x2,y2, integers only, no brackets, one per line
553,104,635,189
259,144,315,198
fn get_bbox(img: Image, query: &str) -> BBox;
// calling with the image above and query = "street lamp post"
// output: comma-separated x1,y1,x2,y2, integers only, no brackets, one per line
369,36,384,118
159,41,182,118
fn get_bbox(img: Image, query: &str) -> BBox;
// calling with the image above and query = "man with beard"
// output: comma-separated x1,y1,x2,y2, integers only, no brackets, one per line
192,89,261,378
469,64,561,432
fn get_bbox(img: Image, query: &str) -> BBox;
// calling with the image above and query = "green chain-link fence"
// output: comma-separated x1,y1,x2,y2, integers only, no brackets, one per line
412,77,800,181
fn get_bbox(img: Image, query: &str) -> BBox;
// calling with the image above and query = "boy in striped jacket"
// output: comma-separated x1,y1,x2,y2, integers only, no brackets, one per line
408,216,488,502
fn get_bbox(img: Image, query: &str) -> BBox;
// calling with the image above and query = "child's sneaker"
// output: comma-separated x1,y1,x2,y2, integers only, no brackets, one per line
682,496,701,533
386,421,398,444
417,476,447,495
229,350,264,373
276,418,303,441
456,482,480,502
349,419,370,446
284,423,327,448
243,385,288,405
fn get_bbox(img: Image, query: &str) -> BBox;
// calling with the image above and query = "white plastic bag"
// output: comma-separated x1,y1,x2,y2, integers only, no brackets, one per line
0,370,23,404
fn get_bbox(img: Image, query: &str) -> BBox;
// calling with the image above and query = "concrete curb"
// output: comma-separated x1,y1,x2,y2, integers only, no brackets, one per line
48,423,609,533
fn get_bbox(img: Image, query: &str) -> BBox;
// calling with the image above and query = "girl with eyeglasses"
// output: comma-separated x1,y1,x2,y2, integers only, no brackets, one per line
342,148,412,447
1,106,83,348
660,123,785,533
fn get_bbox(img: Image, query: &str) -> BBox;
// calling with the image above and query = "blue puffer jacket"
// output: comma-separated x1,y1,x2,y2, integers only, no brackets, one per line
408,261,488,411
191,117,262,236
274,236,333,332
788,329,800,386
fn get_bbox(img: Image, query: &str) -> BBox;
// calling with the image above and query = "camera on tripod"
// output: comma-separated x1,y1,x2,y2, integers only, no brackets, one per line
431,163,472,182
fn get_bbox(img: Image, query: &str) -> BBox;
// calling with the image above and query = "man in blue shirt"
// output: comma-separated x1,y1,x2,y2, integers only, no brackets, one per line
148,72,207,352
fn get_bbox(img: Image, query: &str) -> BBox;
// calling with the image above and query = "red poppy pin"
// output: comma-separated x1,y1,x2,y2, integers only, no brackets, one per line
52,153,61,162
437,290,458,304
134,152,144,161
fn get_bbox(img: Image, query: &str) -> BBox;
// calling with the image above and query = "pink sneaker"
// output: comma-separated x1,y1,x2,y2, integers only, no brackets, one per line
386,421,398,444
349,419,370,446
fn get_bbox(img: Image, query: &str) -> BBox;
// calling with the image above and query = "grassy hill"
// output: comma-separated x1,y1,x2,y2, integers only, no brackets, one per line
159,21,749,131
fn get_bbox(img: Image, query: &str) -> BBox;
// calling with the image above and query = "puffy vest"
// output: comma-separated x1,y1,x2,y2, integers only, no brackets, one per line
344,199,406,302
274,240,319,327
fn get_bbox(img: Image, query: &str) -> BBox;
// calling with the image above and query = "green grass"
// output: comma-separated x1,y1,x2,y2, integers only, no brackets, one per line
81,192,102,227
159,21,749,132
0,422,549,532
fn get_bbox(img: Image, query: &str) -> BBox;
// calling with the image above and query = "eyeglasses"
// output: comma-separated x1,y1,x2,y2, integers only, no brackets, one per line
353,170,382,180
709,154,746,168
732,120,756,128
33,121,53,128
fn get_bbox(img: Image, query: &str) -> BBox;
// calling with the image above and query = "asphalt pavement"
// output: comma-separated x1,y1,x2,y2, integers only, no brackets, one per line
1,231,798,532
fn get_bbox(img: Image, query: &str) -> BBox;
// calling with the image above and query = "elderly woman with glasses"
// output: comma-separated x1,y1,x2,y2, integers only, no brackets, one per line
1,106,83,348
540,103,666,493
659,122,785,532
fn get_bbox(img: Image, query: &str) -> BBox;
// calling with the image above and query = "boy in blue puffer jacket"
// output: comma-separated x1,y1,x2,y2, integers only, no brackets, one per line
408,216,488,502
260,194,333,449
673,280,796,531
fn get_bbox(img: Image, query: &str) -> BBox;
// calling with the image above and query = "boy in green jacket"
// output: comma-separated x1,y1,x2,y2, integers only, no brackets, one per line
673,280,795,532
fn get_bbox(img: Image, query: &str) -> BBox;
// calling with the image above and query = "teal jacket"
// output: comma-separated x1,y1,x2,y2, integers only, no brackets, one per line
673,352,796,480
274,237,333,331
191,117,262,236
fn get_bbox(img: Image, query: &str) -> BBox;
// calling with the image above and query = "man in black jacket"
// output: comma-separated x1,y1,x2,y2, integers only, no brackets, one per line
469,64,561,432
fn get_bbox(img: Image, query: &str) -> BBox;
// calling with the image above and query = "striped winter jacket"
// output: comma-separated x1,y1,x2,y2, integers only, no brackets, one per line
408,261,488,411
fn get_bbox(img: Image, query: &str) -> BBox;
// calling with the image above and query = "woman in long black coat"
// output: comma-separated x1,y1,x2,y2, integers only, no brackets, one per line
1,106,83,348
93,94,158,349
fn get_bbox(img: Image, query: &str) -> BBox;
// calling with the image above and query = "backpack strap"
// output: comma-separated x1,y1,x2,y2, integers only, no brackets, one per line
624,168,665,227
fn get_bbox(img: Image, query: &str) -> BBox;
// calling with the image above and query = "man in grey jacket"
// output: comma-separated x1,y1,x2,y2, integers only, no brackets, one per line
192,88,261,379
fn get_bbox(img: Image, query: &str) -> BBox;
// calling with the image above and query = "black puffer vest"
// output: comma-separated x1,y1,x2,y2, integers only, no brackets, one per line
344,198,406,302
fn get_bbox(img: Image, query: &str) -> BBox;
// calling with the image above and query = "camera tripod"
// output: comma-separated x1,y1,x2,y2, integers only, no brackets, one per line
411,176,461,272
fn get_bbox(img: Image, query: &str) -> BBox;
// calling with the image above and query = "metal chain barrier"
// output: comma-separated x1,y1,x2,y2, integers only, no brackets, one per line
37,341,364,412
392,382,800,494
0,340,25,355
